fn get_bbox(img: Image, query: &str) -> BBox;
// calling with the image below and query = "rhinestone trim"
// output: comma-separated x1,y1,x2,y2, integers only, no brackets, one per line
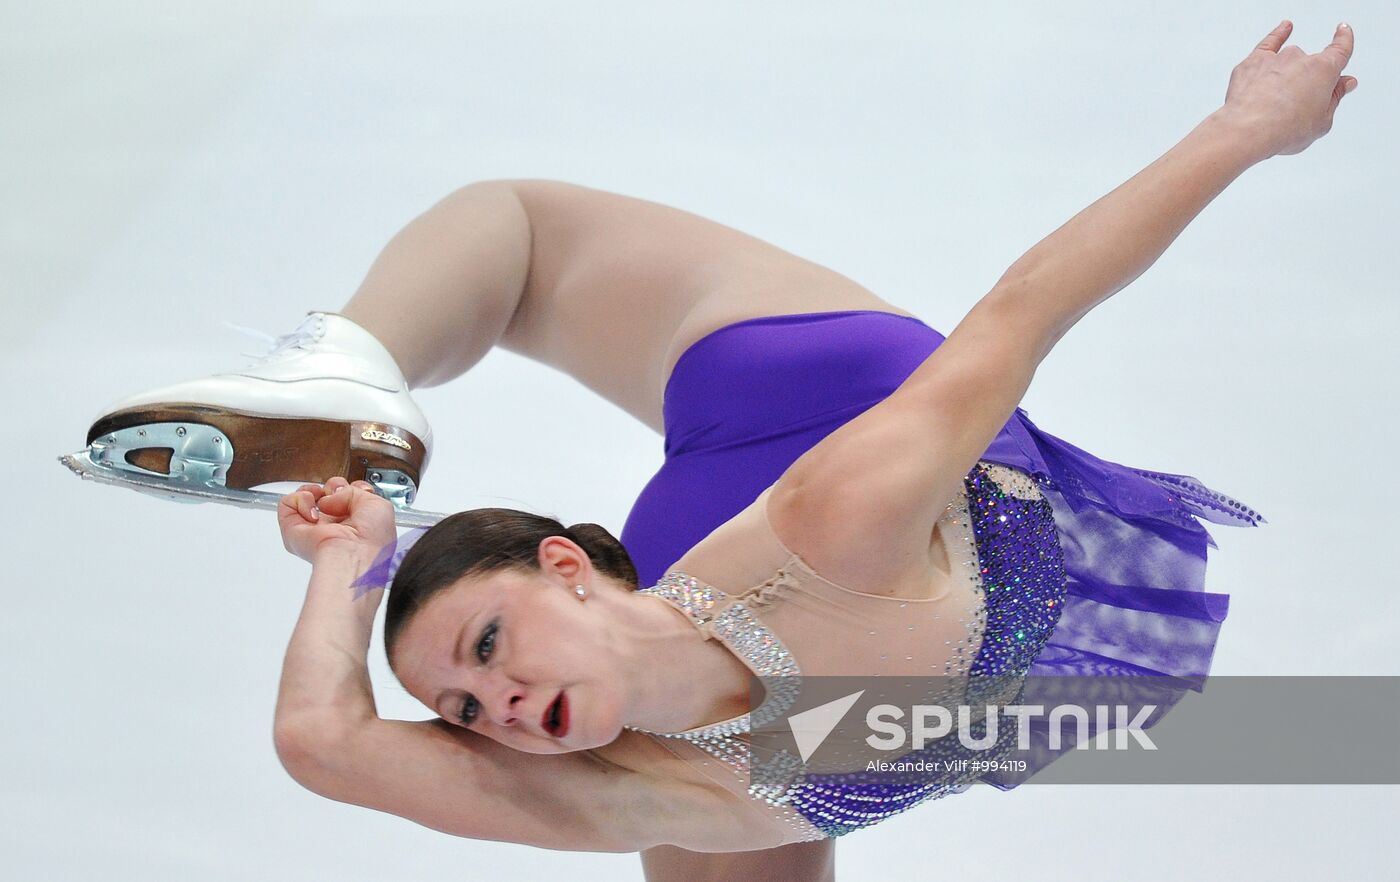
631,573,803,740
642,571,724,623
938,483,989,678
633,572,819,841
981,462,1045,500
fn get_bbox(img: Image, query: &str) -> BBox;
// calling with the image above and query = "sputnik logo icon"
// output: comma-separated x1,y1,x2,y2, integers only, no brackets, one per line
787,690,866,762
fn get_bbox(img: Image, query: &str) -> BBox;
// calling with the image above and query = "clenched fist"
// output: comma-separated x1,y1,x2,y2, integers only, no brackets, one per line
277,476,397,564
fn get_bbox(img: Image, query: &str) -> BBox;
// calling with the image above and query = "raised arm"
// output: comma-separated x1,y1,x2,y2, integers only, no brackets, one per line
270,481,667,853
983,23,1356,367
767,21,1356,595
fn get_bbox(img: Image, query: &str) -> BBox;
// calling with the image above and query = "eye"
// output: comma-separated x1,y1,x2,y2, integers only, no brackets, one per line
475,619,499,663
458,694,480,726
456,619,499,726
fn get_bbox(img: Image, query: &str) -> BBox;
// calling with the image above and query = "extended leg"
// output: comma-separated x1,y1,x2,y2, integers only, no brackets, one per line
339,181,532,390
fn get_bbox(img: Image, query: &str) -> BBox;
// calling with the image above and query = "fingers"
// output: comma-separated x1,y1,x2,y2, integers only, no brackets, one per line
1330,75,1359,112
279,487,321,522
314,478,378,516
1256,19,1292,54
278,476,379,520
296,482,329,502
1319,22,1354,71
316,484,352,516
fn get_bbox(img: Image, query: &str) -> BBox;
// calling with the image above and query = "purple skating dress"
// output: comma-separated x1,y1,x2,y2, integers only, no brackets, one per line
617,310,1263,840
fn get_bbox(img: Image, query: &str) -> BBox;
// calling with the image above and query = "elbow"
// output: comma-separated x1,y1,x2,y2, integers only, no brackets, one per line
273,714,357,798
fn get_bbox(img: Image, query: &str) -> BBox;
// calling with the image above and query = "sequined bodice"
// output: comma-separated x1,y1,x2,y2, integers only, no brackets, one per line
632,461,1069,842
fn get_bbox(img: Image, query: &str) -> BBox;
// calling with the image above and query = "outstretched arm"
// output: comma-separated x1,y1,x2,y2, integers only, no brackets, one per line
768,21,1357,595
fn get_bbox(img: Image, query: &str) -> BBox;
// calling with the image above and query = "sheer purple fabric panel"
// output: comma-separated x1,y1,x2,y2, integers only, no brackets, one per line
996,406,1262,681
977,408,1263,788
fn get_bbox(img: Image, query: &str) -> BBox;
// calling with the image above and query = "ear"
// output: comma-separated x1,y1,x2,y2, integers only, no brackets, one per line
536,535,593,586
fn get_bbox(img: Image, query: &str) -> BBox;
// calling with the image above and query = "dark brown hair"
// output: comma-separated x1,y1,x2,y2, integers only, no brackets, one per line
382,508,638,663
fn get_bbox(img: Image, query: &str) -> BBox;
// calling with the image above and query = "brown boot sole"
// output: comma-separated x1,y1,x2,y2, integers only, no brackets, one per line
87,404,427,491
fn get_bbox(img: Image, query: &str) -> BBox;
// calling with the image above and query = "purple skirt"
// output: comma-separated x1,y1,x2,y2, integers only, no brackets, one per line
619,310,1264,786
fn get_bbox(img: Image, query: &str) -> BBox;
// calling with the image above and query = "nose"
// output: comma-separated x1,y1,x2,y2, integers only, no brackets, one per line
478,669,528,728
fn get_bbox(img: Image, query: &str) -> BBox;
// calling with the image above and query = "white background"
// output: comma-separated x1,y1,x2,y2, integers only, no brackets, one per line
5,1,1397,879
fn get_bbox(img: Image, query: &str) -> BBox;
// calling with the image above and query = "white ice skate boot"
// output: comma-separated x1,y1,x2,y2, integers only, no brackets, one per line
60,311,446,526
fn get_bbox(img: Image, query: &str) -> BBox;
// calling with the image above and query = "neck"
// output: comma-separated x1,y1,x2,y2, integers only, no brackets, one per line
605,587,752,734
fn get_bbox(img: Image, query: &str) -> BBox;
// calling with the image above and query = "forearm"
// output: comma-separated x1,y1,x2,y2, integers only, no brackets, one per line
275,546,384,732
989,109,1269,362
340,180,532,389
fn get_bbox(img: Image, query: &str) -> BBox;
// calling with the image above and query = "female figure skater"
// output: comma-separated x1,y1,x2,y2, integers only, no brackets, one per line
88,21,1355,881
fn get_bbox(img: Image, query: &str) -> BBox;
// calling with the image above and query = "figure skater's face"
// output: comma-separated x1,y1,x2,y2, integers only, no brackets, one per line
389,537,628,754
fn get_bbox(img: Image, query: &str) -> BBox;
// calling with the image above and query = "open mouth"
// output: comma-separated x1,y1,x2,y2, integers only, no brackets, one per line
542,690,570,739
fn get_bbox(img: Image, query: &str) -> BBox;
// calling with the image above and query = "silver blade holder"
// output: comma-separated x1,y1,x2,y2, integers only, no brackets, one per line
58,450,447,528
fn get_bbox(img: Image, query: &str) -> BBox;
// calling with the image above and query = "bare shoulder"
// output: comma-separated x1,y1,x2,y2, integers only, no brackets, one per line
282,713,769,853
588,729,794,851
763,482,948,600
668,484,939,601
762,298,1043,601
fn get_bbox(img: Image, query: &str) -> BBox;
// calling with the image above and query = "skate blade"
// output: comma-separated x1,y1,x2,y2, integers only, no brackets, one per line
58,450,447,528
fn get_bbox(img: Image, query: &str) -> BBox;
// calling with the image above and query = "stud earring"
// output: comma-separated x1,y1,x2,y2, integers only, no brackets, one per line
573,585,587,599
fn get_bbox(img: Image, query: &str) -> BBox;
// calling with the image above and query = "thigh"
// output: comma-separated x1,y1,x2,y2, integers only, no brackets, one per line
508,180,914,432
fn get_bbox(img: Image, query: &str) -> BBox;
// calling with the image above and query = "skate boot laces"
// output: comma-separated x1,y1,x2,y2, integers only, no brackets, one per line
221,314,323,367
